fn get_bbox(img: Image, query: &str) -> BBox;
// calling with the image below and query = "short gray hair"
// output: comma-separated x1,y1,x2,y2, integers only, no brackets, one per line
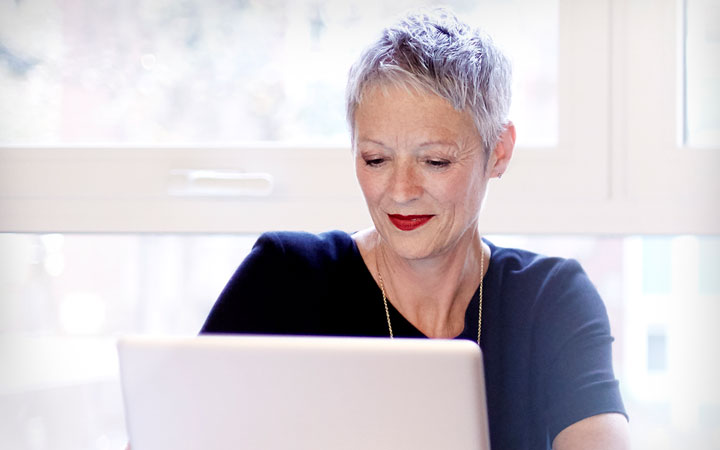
346,8,512,155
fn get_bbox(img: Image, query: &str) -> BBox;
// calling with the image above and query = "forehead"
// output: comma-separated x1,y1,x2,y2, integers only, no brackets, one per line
354,83,480,145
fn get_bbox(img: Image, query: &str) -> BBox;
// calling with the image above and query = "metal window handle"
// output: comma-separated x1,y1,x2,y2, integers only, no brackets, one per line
168,170,274,197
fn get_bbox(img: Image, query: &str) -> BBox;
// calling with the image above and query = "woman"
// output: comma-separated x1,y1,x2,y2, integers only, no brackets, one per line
202,8,629,449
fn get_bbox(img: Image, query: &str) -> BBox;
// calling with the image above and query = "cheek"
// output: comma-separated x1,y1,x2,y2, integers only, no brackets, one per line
355,166,382,205
441,173,484,212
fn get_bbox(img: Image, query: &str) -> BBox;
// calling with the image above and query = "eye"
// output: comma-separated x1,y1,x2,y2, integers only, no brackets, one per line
364,157,386,167
426,159,450,168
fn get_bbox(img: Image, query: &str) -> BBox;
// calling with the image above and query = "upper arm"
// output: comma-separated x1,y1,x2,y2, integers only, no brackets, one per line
552,413,630,450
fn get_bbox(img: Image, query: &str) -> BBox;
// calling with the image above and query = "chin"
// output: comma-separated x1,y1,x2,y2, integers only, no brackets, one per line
380,229,445,260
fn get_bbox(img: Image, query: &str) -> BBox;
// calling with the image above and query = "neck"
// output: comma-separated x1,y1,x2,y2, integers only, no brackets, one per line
368,226,486,338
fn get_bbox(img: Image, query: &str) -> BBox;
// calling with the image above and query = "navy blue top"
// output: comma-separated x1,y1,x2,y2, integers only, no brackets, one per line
202,231,627,449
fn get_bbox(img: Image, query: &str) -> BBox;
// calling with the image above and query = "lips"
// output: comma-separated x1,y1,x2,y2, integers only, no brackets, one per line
388,214,434,231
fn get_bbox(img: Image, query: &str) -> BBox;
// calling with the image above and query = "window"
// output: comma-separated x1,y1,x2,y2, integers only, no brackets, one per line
647,329,668,372
2,1,719,449
0,0,558,146
1,0,623,234
2,233,719,449
621,0,719,235
684,0,720,148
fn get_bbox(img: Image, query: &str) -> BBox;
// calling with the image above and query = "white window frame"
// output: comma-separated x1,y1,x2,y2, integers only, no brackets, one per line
614,0,720,234
0,0,717,235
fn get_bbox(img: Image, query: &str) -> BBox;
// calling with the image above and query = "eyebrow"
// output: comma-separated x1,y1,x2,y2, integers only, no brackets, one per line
356,138,458,150
356,138,388,148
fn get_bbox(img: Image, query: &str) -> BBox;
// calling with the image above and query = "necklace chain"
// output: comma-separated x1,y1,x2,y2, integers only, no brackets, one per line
376,244,484,346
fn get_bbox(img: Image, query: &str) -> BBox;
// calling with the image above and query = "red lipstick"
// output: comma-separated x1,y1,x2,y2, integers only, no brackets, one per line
388,214,434,231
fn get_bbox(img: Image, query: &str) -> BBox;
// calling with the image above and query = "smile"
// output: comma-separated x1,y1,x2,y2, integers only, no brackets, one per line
387,214,434,231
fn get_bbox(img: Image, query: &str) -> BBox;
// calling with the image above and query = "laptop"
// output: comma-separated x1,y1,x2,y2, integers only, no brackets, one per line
117,335,491,450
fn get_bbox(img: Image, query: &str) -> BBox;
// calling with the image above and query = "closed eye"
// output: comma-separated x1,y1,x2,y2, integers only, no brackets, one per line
364,158,386,167
426,159,450,168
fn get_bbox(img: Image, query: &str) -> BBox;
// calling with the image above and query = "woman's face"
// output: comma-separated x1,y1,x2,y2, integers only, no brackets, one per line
353,84,496,260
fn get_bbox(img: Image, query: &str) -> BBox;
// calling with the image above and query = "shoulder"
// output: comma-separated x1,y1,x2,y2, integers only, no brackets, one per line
257,230,354,254
486,240,606,330
487,241,587,292
201,230,361,334
253,230,357,268
214,230,357,294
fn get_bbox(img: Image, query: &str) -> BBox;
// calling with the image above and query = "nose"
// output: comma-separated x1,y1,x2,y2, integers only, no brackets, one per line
389,162,423,204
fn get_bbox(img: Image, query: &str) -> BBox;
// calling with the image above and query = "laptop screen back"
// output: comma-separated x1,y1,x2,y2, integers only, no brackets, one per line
118,335,490,450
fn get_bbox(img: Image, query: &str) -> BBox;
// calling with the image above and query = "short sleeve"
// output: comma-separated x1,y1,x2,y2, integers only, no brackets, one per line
535,259,627,441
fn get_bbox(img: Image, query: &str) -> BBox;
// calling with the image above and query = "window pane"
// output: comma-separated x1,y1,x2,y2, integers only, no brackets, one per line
647,328,668,372
642,237,672,294
685,0,720,148
0,0,557,146
0,233,258,450
2,233,719,449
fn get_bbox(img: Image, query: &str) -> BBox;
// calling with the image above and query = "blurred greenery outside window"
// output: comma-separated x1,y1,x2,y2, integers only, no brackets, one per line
0,0,558,146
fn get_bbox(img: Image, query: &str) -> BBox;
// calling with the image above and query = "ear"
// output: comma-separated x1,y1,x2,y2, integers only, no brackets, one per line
489,122,515,178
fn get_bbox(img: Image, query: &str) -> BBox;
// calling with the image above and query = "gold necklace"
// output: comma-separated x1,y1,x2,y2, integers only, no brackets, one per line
376,244,484,346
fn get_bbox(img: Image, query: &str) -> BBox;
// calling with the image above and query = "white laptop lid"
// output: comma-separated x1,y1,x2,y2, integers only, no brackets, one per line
118,335,490,450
